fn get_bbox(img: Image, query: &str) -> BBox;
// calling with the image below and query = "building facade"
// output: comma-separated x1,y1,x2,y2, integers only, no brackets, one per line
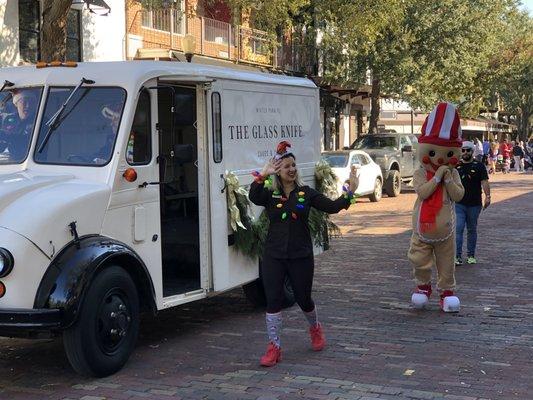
0,0,125,67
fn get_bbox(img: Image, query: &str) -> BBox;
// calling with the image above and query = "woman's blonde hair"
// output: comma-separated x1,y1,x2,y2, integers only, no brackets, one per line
269,155,304,192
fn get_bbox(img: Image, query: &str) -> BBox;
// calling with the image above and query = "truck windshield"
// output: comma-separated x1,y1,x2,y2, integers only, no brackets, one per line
0,87,42,164
321,153,349,167
34,87,126,166
351,136,398,150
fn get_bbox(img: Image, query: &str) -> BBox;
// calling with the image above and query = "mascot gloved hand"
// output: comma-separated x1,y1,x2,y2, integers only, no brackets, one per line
408,102,465,312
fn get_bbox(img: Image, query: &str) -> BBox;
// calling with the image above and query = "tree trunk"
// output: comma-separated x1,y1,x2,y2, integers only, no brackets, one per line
520,108,530,142
41,0,73,62
369,77,381,134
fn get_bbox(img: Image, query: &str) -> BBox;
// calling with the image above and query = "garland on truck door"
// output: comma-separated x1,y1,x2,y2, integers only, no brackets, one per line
224,161,342,260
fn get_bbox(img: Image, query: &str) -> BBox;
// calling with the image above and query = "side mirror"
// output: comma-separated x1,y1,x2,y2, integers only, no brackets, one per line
402,145,413,152
173,144,194,165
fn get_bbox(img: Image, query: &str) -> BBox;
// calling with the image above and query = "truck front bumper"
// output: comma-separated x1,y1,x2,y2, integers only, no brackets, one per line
0,308,61,336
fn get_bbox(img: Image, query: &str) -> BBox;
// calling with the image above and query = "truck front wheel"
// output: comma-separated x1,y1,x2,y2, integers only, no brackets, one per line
63,265,140,377
384,170,401,197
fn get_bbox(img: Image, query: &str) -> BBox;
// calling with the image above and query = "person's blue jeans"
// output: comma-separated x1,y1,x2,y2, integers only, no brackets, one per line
455,204,482,258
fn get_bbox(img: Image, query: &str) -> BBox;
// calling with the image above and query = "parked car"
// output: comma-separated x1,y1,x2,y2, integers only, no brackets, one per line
350,133,418,197
321,150,383,202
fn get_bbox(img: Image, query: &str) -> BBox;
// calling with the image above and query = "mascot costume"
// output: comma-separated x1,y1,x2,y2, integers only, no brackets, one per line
408,102,465,312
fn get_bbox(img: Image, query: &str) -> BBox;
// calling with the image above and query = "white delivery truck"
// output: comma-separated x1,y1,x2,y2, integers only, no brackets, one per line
0,61,321,376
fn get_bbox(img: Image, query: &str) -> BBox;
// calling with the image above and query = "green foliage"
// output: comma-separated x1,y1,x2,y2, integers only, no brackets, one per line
224,0,310,32
482,9,533,138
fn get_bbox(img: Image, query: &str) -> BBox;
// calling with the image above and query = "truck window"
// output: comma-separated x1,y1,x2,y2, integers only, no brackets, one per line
211,92,222,163
0,87,42,164
400,135,411,148
34,87,126,166
322,153,349,167
127,89,151,165
351,135,397,150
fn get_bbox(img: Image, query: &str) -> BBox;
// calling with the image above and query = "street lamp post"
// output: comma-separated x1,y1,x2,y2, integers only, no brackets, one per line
182,34,196,62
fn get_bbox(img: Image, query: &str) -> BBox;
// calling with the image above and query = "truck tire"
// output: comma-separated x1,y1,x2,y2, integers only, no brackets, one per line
243,276,295,309
385,170,401,197
63,265,140,377
368,178,383,202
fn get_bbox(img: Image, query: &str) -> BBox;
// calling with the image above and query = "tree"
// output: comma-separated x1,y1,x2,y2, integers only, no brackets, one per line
316,0,519,133
223,0,310,32
317,0,407,133
41,0,73,62
484,10,533,140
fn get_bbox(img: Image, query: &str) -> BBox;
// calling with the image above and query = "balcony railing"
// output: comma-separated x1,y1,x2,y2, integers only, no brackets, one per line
141,9,185,35
130,8,307,72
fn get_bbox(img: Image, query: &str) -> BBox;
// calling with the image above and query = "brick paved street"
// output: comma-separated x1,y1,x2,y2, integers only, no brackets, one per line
0,173,532,400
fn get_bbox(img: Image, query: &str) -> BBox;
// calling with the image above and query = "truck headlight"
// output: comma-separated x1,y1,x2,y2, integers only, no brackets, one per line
0,248,14,278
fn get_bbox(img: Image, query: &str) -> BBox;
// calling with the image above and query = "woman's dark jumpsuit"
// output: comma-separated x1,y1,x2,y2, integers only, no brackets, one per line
249,180,352,362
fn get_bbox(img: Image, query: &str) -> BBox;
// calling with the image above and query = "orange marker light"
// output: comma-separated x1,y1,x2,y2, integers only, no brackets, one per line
123,168,138,182
0,281,5,298
35,61,78,68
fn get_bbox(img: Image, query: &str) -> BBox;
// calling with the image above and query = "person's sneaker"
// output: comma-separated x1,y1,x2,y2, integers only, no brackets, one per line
309,323,326,351
466,256,477,264
455,257,463,266
411,284,432,309
260,342,282,367
440,290,460,312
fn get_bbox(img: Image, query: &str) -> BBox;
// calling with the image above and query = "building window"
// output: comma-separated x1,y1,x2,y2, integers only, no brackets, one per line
141,1,185,34
18,3,82,63
18,0,40,63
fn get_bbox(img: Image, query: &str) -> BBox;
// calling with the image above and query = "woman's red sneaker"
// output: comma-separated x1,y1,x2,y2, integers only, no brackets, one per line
309,323,326,351
260,342,282,367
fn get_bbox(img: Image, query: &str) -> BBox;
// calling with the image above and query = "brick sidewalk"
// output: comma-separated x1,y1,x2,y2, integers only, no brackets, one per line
0,173,532,400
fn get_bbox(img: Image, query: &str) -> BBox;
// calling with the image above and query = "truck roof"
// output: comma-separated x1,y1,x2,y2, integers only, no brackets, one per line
0,61,317,90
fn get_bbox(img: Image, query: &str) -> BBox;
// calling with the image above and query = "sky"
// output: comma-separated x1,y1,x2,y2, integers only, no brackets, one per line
520,0,533,14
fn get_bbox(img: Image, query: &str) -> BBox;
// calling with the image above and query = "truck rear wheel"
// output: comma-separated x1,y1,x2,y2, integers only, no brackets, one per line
63,265,140,377
385,170,401,197
243,276,295,309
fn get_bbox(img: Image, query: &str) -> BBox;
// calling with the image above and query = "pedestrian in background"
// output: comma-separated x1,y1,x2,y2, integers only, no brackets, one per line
455,141,491,265
512,141,525,172
499,139,511,173
482,137,490,167
473,138,484,162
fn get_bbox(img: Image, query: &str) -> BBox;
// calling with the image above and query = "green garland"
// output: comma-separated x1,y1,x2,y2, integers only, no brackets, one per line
226,163,341,259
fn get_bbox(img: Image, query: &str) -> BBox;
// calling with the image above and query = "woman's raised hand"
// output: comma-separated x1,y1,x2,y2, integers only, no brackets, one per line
261,157,282,177
349,164,360,193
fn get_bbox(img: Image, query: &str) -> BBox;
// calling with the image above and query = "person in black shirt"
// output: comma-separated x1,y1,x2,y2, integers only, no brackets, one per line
249,141,358,367
512,141,525,172
455,141,491,266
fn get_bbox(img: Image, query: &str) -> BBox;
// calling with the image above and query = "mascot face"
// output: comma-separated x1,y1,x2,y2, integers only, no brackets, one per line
417,142,460,173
